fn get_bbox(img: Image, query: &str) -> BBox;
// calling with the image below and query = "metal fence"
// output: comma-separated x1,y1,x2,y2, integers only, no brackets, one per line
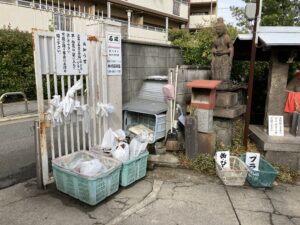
34,31,109,186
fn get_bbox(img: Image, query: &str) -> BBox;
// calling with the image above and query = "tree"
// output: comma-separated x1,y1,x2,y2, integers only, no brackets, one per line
231,0,300,31
230,0,300,124
169,25,238,66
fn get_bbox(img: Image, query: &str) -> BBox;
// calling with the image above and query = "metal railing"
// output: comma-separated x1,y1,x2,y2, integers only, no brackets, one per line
1,0,168,33
0,92,29,117
131,24,166,33
0,0,107,20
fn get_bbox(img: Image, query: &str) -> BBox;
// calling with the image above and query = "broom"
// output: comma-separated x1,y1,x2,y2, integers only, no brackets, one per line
165,65,179,151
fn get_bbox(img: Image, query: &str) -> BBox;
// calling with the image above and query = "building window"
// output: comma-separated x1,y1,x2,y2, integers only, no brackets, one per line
54,14,73,31
191,12,209,16
173,1,181,16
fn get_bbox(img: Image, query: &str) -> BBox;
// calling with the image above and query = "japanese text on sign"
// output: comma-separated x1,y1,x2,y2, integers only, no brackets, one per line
106,32,122,76
216,151,230,169
246,152,260,171
55,31,88,75
268,115,284,136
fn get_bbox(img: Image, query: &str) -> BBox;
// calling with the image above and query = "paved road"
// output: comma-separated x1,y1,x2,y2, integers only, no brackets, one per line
0,167,299,225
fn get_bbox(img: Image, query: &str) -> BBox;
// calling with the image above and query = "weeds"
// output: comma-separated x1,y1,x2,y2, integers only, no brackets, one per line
178,119,300,184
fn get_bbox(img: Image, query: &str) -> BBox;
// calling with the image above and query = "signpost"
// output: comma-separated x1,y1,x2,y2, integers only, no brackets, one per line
268,115,284,136
216,151,230,169
106,32,122,76
246,152,260,171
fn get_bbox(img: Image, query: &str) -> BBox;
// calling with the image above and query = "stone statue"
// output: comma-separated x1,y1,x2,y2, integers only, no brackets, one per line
211,17,234,81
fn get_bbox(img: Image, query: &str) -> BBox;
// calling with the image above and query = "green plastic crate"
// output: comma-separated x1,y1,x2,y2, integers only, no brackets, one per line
52,151,122,206
120,151,149,187
240,154,278,188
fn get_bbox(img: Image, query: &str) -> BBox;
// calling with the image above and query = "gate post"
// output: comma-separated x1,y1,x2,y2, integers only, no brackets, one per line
34,120,43,189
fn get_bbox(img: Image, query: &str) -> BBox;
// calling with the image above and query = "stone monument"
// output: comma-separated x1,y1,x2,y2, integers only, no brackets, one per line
210,17,246,146
211,17,234,82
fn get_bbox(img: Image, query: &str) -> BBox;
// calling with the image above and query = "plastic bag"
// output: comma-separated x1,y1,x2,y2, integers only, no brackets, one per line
101,128,118,150
163,84,175,100
114,129,126,141
96,103,114,117
61,80,83,117
65,151,94,170
129,131,149,160
111,142,129,162
78,159,108,176
47,95,63,126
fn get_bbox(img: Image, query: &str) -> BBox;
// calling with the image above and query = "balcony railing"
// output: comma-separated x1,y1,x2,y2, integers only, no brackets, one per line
0,0,169,44
190,0,217,4
108,19,166,33
1,0,106,20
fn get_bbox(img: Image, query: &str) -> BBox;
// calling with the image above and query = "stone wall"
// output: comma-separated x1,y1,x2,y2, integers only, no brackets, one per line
122,40,183,104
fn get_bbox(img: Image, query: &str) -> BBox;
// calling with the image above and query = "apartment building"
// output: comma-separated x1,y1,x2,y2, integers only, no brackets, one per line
189,0,218,30
0,0,189,44
0,0,217,43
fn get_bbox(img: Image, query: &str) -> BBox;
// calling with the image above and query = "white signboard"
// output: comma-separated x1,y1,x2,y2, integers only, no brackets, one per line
106,32,122,76
246,152,260,171
268,115,284,136
216,151,230,169
55,31,88,75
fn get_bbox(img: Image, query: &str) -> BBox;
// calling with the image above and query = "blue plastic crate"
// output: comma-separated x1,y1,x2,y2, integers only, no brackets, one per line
52,151,122,206
120,151,149,187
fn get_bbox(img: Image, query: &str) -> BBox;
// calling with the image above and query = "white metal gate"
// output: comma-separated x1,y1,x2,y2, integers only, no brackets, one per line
33,31,109,187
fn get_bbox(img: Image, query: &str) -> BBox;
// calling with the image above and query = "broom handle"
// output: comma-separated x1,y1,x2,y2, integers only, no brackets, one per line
170,70,173,133
173,65,179,126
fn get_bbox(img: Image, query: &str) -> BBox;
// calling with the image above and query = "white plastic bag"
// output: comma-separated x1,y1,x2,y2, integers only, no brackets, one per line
47,95,63,126
111,142,129,162
101,128,117,150
129,131,149,160
96,103,114,117
78,159,108,176
62,80,83,117
114,129,126,141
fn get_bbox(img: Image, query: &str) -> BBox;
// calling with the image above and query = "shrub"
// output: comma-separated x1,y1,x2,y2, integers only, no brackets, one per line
0,27,35,100
169,25,238,66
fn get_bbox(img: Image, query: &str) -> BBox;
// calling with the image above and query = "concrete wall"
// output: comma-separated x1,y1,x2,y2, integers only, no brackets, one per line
129,27,168,44
165,65,212,132
120,0,189,19
122,41,183,104
189,15,217,29
0,3,52,31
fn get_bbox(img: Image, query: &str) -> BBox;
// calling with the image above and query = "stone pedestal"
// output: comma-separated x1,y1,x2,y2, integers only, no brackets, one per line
213,85,246,146
250,125,300,171
214,119,233,146
215,92,238,108
194,109,213,133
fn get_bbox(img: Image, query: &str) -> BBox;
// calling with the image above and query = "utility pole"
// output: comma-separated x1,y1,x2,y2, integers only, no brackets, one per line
210,0,213,24
243,0,262,148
